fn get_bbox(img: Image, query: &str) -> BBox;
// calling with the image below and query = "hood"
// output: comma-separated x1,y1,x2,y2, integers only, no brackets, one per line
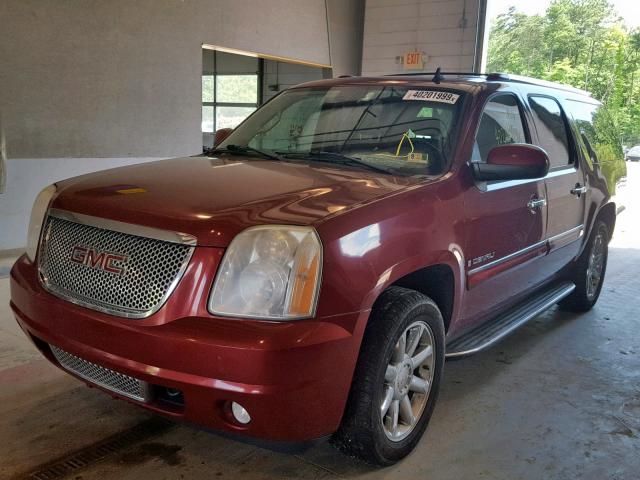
52,156,424,246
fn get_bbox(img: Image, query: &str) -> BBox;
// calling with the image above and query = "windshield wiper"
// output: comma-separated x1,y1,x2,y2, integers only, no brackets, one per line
277,151,394,175
206,144,283,161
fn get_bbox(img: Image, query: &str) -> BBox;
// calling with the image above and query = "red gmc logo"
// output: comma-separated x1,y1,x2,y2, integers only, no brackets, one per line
70,246,128,276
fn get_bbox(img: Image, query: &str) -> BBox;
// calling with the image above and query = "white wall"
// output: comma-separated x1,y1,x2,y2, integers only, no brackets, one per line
362,0,481,75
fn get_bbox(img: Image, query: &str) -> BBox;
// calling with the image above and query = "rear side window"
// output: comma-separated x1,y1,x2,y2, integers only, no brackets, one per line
529,96,571,169
565,99,625,193
472,94,527,162
566,100,622,165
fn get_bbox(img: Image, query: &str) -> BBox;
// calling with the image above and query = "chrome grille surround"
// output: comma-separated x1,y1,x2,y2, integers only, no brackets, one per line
50,345,150,402
38,209,195,319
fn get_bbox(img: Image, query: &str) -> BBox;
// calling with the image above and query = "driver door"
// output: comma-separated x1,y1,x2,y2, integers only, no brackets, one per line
461,93,548,330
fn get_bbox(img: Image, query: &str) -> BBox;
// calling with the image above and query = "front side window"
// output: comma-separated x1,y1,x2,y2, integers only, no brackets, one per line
472,94,527,163
218,85,466,176
529,96,571,169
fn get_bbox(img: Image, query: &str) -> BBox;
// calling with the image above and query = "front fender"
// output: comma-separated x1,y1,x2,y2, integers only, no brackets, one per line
313,176,467,331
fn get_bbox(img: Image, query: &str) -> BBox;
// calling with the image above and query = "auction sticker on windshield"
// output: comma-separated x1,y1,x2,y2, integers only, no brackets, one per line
403,90,460,104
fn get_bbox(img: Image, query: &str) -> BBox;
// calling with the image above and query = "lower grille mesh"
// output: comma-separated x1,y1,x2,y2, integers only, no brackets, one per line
50,345,149,402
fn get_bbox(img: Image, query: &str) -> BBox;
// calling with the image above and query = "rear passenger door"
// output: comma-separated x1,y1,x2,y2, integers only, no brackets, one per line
528,95,586,261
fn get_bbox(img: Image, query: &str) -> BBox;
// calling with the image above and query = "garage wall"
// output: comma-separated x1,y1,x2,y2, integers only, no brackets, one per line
0,0,365,251
262,61,330,103
327,0,366,77
0,157,164,252
362,0,483,75
0,0,347,159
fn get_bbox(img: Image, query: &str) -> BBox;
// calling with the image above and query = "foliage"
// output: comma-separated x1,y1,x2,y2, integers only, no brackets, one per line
487,0,640,147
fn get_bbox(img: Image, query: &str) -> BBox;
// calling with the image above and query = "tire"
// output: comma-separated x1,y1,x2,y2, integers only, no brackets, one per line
559,220,609,312
333,286,445,465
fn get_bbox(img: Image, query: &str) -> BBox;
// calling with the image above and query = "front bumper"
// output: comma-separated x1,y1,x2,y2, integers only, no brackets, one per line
10,254,367,442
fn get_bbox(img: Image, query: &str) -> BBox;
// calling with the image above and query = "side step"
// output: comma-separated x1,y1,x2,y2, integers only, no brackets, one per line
445,281,575,358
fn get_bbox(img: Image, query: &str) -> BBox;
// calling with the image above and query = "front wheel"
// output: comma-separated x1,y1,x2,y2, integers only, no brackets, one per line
333,287,445,465
559,220,609,312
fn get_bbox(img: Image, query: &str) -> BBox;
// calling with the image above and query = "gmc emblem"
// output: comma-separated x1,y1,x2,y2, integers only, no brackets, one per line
70,246,128,276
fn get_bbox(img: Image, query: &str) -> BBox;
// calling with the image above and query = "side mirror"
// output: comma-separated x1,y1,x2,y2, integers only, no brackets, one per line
472,144,550,181
214,128,233,147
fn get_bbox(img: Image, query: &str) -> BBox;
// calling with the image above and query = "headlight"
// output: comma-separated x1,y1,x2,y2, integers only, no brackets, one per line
25,184,57,262
209,225,322,320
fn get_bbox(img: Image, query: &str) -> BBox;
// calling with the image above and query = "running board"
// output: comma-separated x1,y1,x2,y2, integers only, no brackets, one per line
445,281,576,358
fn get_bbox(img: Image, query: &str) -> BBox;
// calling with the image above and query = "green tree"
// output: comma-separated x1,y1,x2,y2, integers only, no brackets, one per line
487,0,640,147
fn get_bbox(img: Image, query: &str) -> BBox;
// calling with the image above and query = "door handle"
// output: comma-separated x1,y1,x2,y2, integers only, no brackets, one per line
527,197,547,213
570,184,588,197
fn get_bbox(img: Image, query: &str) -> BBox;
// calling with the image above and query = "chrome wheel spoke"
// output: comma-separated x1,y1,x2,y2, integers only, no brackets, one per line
411,345,432,369
406,324,423,357
399,394,415,426
385,365,397,382
380,385,394,418
387,399,399,436
392,332,407,363
409,375,429,394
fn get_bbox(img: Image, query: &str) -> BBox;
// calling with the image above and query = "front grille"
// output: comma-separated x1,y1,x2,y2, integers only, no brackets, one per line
38,214,194,318
50,345,150,402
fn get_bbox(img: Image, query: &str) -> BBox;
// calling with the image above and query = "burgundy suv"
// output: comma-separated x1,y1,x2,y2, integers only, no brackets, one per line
10,72,625,464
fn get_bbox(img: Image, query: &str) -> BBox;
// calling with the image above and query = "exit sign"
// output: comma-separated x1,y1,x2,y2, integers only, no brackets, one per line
403,51,424,70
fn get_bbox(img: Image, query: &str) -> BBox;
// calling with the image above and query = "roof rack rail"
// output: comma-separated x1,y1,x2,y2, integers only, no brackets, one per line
383,70,591,96
386,71,508,78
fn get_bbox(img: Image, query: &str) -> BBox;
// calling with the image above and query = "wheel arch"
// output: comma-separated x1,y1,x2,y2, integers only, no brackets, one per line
388,264,455,333
364,253,462,334
596,201,616,242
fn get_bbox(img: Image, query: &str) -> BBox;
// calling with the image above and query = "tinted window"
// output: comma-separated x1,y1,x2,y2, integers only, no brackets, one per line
529,96,571,168
567,100,617,165
472,94,526,162
566,99,626,193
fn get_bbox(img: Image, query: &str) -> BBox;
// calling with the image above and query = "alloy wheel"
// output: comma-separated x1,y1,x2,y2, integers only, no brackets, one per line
586,228,606,300
380,320,435,442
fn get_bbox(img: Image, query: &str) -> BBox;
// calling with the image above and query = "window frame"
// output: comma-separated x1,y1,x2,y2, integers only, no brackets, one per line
470,91,540,192
202,50,263,133
565,98,606,169
471,91,532,165
526,94,577,172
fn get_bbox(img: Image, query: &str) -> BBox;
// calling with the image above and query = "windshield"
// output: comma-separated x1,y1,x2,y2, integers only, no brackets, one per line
217,85,465,177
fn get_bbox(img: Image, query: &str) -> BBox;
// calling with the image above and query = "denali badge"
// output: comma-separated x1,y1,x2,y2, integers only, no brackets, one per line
70,246,128,275
468,252,496,267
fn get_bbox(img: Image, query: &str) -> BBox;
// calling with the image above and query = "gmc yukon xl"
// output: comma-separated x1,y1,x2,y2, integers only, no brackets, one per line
10,72,625,464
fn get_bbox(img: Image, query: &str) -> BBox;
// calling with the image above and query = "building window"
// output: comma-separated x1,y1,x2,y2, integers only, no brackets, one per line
202,50,261,137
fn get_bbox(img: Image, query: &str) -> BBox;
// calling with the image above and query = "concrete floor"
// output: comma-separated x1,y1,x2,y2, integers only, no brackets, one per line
2,164,639,480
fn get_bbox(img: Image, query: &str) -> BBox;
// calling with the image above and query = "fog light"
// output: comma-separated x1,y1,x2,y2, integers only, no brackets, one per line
231,401,251,424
